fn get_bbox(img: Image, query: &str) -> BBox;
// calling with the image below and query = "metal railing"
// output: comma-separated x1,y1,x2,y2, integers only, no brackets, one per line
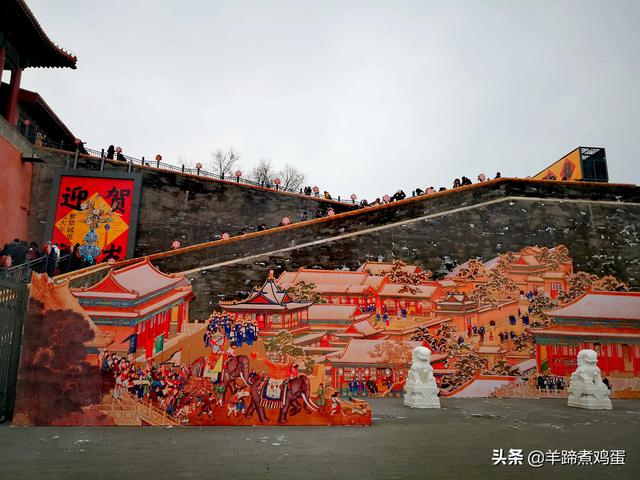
37,138,355,204
0,254,74,284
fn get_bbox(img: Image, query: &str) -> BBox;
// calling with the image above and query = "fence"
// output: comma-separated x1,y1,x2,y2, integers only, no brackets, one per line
38,138,355,204
0,279,29,422
0,254,73,285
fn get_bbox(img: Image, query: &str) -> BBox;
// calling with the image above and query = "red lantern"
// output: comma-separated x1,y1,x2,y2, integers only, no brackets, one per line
350,193,357,200
195,162,203,170
274,178,281,185
235,170,242,178
155,154,162,161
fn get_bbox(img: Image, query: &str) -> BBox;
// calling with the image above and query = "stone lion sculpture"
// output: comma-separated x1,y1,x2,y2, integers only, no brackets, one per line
407,346,436,386
567,349,612,410
404,346,440,409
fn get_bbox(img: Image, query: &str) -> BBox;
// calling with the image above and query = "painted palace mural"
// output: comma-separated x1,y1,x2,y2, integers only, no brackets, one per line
12,244,640,426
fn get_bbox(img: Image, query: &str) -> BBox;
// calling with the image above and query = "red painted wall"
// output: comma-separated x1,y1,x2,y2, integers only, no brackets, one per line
0,136,32,245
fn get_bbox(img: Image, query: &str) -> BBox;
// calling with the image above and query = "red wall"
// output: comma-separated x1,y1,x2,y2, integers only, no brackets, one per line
0,136,32,245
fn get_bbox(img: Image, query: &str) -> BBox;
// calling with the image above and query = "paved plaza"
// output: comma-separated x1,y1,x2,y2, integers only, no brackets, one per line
1,398,639,480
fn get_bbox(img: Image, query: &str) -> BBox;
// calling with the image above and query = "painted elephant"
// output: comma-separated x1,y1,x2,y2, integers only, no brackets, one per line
222,355,250,396
245,373,318,424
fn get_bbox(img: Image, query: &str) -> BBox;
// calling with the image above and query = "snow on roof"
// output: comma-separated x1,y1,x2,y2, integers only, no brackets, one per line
357,262,420,275
308,304,360,321
74,259,186,298
542,272,566,279
278,269,368,286
328,339,423,364
448,245,570,277
437,292,475,305
277,267,385,293
225,273,312,311
363,276,385,289
476,345,506,354
344,319,381,337
378,284,438,298
547,291,640,321
293,332,326,345
512,358,537,373
112,259,184,296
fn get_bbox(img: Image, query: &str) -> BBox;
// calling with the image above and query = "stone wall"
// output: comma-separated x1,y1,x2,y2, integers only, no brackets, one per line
124,179,640,320
0,117,36,245
24,146,355,256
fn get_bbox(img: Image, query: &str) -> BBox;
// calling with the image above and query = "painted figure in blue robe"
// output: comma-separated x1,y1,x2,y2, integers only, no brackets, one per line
245,325,254,346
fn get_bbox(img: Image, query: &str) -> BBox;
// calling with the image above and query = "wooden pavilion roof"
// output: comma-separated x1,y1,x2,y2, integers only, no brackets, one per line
0,0,77,69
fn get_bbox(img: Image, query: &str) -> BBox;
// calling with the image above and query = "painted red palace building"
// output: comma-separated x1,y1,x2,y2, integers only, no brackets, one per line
528,291,640,377
221,271,312,333
72,259,193,353
448,245,573,298
434,292,520,335
277,263,445,316
326,339,449,391
277,269,382,307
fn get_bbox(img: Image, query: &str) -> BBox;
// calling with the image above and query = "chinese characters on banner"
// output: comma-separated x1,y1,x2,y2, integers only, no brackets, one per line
52,175,136,263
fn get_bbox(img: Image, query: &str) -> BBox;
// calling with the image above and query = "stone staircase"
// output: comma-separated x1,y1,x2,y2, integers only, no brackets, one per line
99,391,180,426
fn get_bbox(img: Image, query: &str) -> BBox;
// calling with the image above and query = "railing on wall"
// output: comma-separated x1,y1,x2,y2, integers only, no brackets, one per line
0,254,73,285
36,137,355,204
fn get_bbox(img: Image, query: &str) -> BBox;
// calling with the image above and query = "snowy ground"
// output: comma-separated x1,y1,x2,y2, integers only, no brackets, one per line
1,398,639,480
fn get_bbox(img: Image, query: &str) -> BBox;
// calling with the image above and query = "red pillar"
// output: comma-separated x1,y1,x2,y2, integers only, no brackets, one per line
177,303,184,333
5,68,22,125
547,344,554,374
145,335,153,359
139,320,146,347
163,311,170,338
0,48,6,86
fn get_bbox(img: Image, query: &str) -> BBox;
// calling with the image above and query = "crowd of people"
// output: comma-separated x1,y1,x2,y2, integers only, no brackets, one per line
344,377,380,397
205,313,259,348
0,238,88,276
355,172,502,208
100,350,211,422
196,171,512,246
536,374,566,391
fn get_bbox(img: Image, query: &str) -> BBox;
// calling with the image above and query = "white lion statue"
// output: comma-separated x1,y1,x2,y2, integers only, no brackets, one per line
404,346,440,409
567,349,612,410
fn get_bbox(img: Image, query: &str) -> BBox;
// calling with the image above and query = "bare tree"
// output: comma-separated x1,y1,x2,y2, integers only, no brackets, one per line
208,148,240,179
278,164,306,191
251,158,273,186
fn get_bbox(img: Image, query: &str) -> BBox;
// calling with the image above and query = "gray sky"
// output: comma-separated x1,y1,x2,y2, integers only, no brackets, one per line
22,0,640,200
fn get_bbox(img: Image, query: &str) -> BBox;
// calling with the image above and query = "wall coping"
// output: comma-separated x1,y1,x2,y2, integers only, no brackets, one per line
35,145,357,208
113,177,639,268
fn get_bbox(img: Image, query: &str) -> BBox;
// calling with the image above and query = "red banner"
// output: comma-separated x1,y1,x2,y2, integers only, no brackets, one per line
51,175,136,263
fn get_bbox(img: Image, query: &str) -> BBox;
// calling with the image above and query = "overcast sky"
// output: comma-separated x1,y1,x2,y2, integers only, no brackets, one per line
21,0,640,200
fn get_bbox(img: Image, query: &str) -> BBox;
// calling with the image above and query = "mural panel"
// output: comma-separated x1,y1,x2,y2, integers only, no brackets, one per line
13,243,640,426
